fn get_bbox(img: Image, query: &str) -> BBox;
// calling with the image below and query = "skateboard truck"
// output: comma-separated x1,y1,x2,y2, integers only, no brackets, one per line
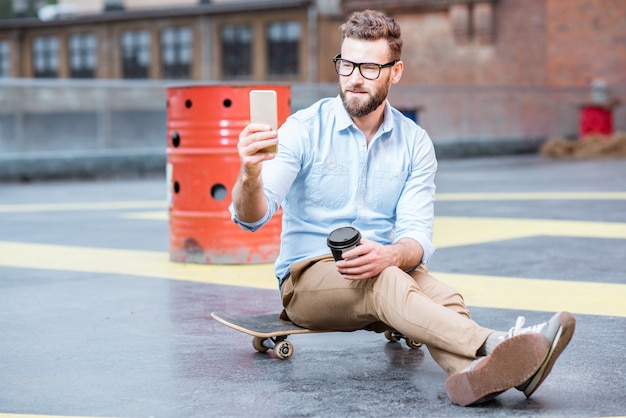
253,336,294,359
384,330,423,349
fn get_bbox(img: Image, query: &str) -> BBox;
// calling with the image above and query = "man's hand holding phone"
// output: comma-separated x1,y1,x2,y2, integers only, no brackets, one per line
238,123,277,168
232,90,278,223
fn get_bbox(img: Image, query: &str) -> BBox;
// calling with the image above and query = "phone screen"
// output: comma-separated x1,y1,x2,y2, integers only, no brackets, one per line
249,90,278,153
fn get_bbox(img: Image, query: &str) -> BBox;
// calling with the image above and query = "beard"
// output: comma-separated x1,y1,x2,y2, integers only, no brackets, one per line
339,76,391,118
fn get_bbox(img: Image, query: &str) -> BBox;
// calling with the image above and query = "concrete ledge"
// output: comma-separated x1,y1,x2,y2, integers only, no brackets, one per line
434,137,546,159
0,149,166,181
0,138,545,182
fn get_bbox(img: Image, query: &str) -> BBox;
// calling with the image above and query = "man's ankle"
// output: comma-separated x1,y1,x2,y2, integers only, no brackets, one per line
477,331,507,356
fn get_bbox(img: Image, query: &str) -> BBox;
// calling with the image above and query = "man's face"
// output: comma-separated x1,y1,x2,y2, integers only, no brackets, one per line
338,38,396,118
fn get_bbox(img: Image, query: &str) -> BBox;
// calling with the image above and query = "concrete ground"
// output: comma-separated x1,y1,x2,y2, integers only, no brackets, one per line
0,155,625,418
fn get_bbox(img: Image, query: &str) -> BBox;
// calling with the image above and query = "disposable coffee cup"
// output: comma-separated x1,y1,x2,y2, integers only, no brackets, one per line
327,226,361,261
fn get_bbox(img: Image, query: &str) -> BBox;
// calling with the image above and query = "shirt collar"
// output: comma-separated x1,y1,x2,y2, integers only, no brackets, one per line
333,95,353,131
380,100,394,135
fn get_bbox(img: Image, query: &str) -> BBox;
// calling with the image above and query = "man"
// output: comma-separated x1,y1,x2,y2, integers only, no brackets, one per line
230,9,575,406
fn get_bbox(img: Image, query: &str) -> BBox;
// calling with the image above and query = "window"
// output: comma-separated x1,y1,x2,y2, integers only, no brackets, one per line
266,21,300,76
69,33,97,78
220,24,252,78
0,40,9,77
161,27,192,79
120,30,150,79
32,36,59,78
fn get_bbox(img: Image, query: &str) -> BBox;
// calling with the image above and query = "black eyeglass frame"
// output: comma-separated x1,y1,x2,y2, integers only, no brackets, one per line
332,54,398,80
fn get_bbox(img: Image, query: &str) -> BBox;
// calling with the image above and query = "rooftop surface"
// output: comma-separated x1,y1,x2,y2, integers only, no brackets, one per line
1,155,625,417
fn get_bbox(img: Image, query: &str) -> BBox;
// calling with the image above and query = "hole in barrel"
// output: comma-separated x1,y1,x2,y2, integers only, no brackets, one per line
185,99,192,108
174,181,180,194
211,184,227,201
171,131,180,147
223,99,232,108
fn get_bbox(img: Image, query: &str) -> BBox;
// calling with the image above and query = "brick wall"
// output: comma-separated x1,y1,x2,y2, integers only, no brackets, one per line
385,0,625,90
385,0,549,86
546,0,626,87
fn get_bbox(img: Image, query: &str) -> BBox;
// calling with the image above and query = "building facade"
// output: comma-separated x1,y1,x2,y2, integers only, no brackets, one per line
1,0,624,87
0,0,325,82
1,0,624,175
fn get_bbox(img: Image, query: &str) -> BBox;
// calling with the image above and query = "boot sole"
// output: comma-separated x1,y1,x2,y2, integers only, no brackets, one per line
518,311,576,398
445,333,550,406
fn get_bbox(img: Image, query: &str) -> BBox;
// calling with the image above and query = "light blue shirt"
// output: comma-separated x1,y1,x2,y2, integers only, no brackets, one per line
230,95,437,285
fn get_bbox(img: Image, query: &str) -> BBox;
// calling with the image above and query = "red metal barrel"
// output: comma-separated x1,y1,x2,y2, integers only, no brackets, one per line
167,84,290,264
579,105,613,137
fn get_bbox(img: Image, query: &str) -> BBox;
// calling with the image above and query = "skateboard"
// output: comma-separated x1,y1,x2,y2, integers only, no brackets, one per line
211,311,422,360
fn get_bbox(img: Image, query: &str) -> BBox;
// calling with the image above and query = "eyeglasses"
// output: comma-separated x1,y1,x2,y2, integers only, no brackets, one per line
333,54,397,80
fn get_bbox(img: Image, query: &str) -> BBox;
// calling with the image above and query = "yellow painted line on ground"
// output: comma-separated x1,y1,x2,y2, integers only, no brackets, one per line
434,216,626,248
120,210,167,220
120,213,626,249
0,241,276,290
1,191,624,214
436,192,626,201
0,241,624,317
0,415,107,418
437,273,626,317
0,201,165,213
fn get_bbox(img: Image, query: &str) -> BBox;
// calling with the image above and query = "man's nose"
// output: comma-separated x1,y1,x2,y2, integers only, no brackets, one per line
348,68,365,83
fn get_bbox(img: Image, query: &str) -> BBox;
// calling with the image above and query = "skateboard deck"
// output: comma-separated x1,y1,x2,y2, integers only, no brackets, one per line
211,312,325,337
211,312,329,359
211,311,421,359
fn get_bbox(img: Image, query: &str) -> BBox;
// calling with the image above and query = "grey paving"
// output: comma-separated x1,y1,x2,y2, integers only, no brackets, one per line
0,155,625,417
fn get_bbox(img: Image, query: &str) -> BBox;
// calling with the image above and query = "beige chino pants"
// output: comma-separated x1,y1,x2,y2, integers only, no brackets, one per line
280,254,493,375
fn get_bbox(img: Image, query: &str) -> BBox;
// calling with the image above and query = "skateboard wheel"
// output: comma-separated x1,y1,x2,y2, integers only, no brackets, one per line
274,340,294,359
252,337,270,353
405,338,423,349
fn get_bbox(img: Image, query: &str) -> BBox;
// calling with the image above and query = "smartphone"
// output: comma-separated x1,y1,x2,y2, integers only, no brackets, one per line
249,90,278,153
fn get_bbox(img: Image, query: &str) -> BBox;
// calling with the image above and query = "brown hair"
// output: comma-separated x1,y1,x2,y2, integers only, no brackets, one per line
340,9,402,60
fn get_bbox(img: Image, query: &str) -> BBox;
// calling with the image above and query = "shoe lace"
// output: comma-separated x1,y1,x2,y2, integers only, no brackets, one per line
507,316,547,338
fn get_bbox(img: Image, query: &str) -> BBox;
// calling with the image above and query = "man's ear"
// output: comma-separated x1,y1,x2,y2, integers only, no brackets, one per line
391,60,403,84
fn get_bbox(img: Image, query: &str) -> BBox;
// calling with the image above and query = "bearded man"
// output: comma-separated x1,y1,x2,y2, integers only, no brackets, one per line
230,9,575,406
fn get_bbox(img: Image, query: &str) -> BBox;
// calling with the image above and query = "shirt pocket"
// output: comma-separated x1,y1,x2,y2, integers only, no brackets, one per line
309,163,350,209
371,169,409,212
